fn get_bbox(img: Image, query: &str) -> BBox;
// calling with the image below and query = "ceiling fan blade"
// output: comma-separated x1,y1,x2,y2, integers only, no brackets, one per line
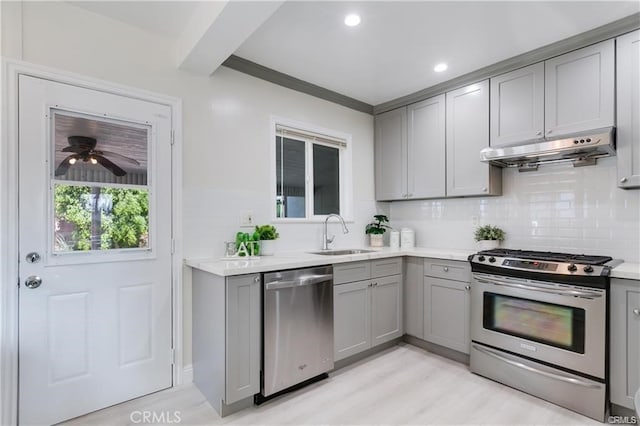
94,154,127,176
55,155,76,176
61,146,86,153
94,150,140,165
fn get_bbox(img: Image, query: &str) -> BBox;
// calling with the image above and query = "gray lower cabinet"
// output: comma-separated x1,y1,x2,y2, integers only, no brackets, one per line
192,271,260,416
616,29,640,189
423,259,471,354
610,278,640,410
334,258,403,361
404,257,424,338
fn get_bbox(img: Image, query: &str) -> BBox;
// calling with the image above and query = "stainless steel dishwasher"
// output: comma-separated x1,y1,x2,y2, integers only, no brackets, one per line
261,265,334,398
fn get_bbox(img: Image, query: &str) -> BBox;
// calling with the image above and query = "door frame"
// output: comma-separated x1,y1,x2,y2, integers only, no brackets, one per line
0,59,184,426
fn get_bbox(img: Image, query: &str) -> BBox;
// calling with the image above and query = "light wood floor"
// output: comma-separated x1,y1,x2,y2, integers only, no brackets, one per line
63,343,600,425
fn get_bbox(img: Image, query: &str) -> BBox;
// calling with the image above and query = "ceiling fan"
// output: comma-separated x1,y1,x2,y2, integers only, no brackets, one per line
55,136,140,177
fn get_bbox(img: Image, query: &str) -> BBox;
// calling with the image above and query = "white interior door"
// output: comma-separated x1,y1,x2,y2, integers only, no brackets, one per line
18,75,173,425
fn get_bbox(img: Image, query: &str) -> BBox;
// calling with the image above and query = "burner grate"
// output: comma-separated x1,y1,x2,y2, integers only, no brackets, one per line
477,248,613,265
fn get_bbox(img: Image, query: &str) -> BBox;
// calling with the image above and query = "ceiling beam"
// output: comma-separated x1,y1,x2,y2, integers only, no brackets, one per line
176,1,284,75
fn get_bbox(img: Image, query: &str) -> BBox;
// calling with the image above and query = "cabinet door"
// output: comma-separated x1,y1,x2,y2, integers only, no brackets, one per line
490,62,545,146
407,95,446,198
404,258,424,338
610,280,640,410
371,275,403,346
616,30,640,189
545,39,614,137
334,280,371,361
446,80,501,197
225,274,260,404
375,107,407,201
424,276,470,354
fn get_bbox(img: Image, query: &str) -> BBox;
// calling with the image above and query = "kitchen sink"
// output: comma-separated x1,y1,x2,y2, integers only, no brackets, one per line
309,249,375,256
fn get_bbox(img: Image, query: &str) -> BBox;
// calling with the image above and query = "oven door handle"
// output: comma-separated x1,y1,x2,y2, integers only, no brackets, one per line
472,344,602,389
474,275,603,298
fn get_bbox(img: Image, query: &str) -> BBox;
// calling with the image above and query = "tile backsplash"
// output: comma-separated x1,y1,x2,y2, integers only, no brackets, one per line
390,157,640,262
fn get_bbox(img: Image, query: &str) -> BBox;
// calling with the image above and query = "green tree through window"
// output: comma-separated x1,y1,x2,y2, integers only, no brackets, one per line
54,185,149,251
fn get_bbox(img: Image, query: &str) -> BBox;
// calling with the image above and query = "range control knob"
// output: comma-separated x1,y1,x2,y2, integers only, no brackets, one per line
489,257,496,263
583,265,594,273
478,255,486,262
567,264,578,272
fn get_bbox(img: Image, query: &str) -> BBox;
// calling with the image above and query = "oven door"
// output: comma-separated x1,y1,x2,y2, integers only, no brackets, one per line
471,272,606,379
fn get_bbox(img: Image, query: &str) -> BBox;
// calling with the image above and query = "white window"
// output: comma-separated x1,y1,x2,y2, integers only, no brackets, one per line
272,118,352,221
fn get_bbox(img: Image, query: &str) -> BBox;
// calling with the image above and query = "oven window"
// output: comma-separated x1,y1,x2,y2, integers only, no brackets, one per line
483,293,585,353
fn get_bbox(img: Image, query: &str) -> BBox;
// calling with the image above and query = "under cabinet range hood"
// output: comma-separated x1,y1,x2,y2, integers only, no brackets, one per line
480,127,615,171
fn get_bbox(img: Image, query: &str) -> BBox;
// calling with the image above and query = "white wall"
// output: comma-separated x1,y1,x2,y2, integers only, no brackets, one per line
4,1,376,369
391,157,640,262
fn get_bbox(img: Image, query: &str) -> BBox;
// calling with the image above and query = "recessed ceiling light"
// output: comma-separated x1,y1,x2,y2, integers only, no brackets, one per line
344,14,361,27
434,63,448,72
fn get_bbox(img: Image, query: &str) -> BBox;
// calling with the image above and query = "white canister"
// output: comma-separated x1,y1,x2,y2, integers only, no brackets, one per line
389,230,400,250
400,228,415,249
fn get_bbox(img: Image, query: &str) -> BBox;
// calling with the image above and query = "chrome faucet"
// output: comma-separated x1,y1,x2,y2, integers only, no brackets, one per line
322,214,349,250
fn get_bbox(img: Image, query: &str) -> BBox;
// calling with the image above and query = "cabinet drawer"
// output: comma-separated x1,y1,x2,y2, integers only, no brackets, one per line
371,257,403,278
334,261,371,284
424,259,470,282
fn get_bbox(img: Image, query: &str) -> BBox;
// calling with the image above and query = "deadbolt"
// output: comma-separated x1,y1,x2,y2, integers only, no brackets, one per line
26,252,41,264
25,276,42,289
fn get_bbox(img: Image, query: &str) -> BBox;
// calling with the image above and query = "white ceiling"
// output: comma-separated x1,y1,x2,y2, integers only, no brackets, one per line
68,1,640,106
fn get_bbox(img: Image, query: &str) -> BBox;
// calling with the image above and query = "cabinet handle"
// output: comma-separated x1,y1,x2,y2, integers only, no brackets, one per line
482,187,488,193
633,309,640,316
254,277,260,283
408,193,413,197
465,285,471,291
547,130,552,135
368,283,373,287
536,131,542,136
620,177,628,184
443,267,449,272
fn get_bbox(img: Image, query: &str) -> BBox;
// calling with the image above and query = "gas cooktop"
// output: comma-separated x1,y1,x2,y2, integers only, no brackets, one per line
476,249,613,265
469,248,622,281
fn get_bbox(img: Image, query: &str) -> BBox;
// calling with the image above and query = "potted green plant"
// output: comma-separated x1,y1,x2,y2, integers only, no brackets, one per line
255,224,279,256
365,214,391,247
474,225,506,250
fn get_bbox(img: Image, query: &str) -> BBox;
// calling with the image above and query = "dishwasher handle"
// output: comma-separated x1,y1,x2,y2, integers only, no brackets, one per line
265,273,333,290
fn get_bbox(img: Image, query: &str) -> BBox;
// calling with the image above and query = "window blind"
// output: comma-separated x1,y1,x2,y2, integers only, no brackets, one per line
275,124,347,148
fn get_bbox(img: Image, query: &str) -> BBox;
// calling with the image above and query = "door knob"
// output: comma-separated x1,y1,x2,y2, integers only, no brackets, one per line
633,309,640,316
25,276,42,289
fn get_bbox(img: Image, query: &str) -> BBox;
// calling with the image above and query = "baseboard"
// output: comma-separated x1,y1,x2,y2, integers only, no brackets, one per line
182,364,193,384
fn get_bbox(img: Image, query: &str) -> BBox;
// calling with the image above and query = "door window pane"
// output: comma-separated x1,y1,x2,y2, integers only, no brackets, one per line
52,111,148,185
54,185,149,251
276,137,306,218
313,144,340,215
51,111,151,253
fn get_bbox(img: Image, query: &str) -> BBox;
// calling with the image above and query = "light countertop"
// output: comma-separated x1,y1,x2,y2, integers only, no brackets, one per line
185,247,640,281
185,246,474,277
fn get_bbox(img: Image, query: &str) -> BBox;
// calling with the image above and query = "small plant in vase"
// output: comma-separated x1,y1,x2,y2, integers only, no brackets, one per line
365,214,391,247
474,225,506,250
255,224,279,256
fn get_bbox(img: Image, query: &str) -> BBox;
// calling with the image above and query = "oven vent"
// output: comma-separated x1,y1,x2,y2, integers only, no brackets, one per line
480,127,615,171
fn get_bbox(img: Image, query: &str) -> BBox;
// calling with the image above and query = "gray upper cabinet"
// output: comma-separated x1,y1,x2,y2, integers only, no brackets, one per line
545,39,615,138
407,95,446,198
446,80,502,197
375,107,406,200
490,62,545,147
375,95,446,201
610,279,640,410
616,30,640,189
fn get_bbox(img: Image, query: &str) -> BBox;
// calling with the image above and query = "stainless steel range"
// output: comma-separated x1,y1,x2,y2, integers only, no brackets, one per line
468,249,622,422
